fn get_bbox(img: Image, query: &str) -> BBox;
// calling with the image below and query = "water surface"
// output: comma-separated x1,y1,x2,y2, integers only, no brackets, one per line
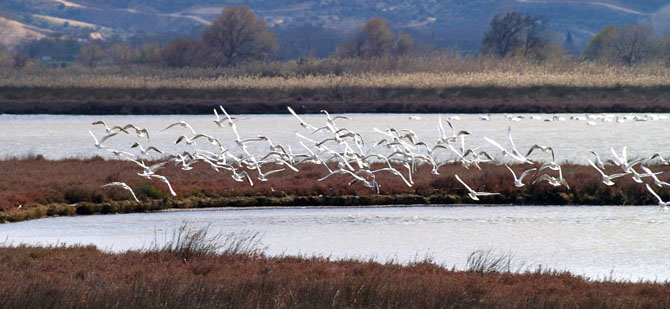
1,113,669,163
2,205,668,282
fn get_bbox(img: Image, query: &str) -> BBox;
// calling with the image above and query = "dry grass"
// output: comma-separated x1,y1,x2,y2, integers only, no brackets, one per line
4,61,670,90
3,57,670,114
3,56,670,100
0,55,670,114
0,242,669,307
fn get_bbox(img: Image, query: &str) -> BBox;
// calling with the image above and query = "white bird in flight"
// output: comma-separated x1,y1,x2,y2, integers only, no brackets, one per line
454,174,500,201
640,166,669,187
131,142,164,155
151,174,177,196
288,106,318,131
101,182,139,203
505,165,537,187
121,124,150,140
646,184,670,210
92,120,128,134
588,159,628,186
89,130,118,149
162,121,197,135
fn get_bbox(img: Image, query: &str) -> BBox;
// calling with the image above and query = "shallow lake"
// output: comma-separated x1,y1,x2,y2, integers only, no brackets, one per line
2,206,669,282
1,113,669,163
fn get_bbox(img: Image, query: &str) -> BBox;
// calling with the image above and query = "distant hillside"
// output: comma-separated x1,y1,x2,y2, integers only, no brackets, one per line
1,0,669,52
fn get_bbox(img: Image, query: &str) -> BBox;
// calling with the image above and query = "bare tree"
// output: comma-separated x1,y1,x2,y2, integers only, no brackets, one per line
612,25,651,65
583,24,651,65
106,43,136,66
202,6,277,66
137,42,162,65
395,30,414,56
78,43,104,67
161,39,213,68
12,52,29,68
481,12,548,58
582,25,616,61
336,18,414,58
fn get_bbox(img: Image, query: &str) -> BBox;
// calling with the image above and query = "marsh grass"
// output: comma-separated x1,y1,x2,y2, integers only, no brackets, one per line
151,223,262,260
3,57,670,115
1,158,669,223
0,238,669,307
5,57,670,90
466,249,525,273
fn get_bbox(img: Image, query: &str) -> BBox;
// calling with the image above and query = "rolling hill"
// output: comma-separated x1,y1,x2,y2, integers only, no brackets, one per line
1,0,669,52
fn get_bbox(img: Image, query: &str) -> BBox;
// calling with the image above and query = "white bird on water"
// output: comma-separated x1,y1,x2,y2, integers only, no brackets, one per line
101,182,139,203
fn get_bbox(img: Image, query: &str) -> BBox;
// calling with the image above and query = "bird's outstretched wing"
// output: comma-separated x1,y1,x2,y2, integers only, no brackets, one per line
454,174,474,193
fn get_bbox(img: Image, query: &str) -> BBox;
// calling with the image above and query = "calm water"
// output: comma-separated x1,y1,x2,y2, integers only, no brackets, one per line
1,113,669,163
2,206,669,282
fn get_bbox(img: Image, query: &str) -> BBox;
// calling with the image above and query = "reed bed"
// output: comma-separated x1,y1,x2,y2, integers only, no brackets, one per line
0,157,663,223
3,66,670,90
4,58,670,114
0,241,669,307
3,58,670,102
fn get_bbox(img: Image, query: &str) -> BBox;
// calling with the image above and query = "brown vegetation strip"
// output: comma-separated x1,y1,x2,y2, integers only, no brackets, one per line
0,245,668,307
5,59,670,114
0,157,662,223
2,94,670,115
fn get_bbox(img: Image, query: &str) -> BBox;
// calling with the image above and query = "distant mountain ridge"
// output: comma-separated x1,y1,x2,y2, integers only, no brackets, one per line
2,0,669,52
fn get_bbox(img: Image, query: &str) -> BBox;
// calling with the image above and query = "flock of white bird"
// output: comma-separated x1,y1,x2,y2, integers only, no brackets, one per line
88,108,670,209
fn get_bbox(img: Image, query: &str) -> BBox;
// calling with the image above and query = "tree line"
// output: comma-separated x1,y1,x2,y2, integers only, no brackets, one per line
2,7,670,69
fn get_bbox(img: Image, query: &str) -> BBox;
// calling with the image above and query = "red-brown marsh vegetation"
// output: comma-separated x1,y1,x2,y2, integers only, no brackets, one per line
1,242,669,308
4,96,670,115
0,157,664,222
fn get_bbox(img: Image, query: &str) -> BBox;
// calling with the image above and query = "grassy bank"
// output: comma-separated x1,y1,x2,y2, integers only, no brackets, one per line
3,59,670,114
0,157,663,223
1,241,668,307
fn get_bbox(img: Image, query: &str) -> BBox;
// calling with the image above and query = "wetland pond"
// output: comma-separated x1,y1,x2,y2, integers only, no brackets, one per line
2,113,669,163
2,205,669,282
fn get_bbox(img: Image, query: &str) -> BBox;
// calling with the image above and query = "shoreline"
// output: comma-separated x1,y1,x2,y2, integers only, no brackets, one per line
155,203,632,213
3,95,670,115
0,194,655,224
